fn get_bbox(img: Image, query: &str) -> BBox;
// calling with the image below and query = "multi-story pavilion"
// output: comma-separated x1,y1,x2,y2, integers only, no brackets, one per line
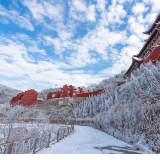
125,13,160,77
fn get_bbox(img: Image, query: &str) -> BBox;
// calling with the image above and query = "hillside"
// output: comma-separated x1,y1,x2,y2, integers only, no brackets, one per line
0,62,160,153
0,84,21,104
72,61,160,153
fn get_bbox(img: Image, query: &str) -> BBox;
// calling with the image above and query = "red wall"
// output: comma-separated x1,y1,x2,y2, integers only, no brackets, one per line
117,81,125,86
10,89,38,107
47,91,57,100
60,85,77,98
142,46,160,65
47,91,61,100
47,86,104,99
20,89,38,106
77,92,90,97
69,85,77,97
60,85,68,98
47,92,53,100
10,92,24,107
56,91,61,98
77,89,103,97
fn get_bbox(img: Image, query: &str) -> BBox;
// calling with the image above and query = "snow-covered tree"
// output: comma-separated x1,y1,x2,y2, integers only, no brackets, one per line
72,60,160,153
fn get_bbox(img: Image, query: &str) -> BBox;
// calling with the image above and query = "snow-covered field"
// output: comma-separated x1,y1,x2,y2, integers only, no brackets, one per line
38,126,144,154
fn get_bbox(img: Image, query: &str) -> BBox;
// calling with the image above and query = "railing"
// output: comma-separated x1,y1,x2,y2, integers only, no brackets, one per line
0,124,74,154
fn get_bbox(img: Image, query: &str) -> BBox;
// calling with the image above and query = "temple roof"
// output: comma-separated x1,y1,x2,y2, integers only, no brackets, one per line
125,57,142,76
143,13,160,35
136,29,157,57
125,24,159,77
125,27,159,77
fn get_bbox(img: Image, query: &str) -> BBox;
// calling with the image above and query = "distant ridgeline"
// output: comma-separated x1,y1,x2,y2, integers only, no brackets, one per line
0,84,21,104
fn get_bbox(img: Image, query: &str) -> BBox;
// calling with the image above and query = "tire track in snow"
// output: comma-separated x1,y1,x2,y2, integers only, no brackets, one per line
73,126,86,153
89,129,104,154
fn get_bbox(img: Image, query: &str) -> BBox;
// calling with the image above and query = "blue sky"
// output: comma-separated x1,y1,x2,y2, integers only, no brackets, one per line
0,0,160,91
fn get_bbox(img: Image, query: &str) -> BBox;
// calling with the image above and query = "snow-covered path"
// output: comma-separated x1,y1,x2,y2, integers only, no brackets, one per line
38,126,144,154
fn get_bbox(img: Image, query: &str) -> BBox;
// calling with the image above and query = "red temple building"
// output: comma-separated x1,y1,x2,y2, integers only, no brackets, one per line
10,89,38,107
47,91,61,100
60,85,77,98
125,13,160,77
47,85,103,100
77,89,103,97
47,85,77,100
77,87,84,93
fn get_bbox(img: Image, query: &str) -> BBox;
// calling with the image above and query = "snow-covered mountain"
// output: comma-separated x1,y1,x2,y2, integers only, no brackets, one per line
0,84,21,104
84,70,126,92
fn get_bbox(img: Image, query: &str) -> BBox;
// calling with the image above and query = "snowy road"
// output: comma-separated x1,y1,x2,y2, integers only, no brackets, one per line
38,126,144,154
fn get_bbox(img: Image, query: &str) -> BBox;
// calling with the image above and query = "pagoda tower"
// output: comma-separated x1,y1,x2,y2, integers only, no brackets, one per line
125,13,160,77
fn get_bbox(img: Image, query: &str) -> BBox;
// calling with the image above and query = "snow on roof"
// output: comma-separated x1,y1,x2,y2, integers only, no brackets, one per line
133,56,143,62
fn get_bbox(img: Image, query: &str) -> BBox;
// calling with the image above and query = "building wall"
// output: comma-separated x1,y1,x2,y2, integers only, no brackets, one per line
20,89,38,106
47,92,53,100
143,46,160,65
69,85,77,97
47,91,57,100
77,89,103,97
11,89,38,107
56,91,61,98
60,85,69,98
47,91,61,100
10,93,24,107
72,90,77,97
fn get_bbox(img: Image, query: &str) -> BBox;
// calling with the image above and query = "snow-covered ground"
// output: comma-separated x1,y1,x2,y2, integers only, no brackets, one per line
38,126,144,154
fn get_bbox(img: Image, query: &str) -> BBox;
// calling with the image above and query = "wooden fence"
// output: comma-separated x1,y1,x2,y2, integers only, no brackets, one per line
0,124,74,154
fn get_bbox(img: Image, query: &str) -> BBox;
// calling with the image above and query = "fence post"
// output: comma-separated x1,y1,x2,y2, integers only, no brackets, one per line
63,129,65,138
57,130,59,142
33,138,39,154
47,133,51,148
7,141,14,154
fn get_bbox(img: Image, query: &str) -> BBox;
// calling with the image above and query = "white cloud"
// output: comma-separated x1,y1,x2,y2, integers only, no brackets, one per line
143,0,160,13
96,0,107,12
127,16,148,40
43,25,127,68
1,0,160,92
100,45,141,76
72,0,86,12
43,36,65,54
0,34,104,91
106,3,127,24
0,17,10,24
115,0,133,4
22,0,63,22
132,3,148,15
28,46,46,55
86,5,96,22
69,0,96,22
0,4,34,31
